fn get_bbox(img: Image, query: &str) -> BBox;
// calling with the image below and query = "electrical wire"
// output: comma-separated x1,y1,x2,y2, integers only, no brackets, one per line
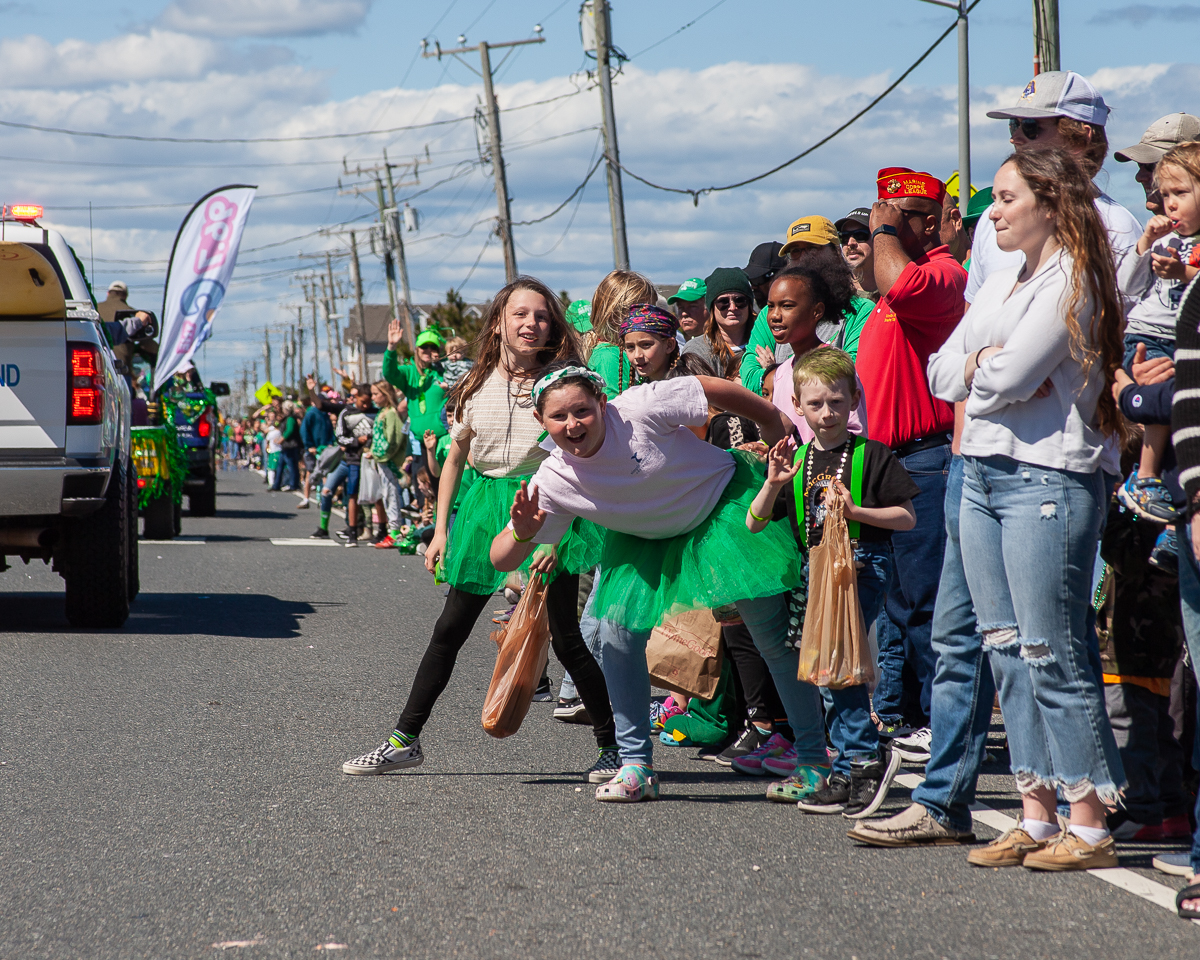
616,0,981,203
511,155,604,225
515,132,602,259
628,0,732,59
456,233,493,291
50,182,343,212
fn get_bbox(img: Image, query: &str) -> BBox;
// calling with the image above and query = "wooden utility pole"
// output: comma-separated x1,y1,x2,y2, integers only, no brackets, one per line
348,231,368,380
262,329,272,384
1032,0,1059,75
324,252,344,373
592,0,629,269
422,33,546,283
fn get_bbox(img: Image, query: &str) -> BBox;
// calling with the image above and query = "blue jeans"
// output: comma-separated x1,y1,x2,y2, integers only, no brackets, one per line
874,443,950,726
1173,521,1200,874
960,455,1124,806
320,460,360,512
823,542,890,775
1122,331,1174,371
272,445,301,490
911,455,994,831
598,593,824,767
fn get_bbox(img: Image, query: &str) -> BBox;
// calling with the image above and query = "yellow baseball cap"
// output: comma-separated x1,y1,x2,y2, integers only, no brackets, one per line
779,215,839,255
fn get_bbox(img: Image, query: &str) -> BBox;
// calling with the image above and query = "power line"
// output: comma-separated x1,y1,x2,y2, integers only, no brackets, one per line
628,0,731,59
0,90,584,146
49,183,340,212
511,156,605,225
616,0,981,203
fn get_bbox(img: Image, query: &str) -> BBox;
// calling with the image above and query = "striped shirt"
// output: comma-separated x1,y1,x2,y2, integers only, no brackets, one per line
1171,277,1200,500
449,369,547,478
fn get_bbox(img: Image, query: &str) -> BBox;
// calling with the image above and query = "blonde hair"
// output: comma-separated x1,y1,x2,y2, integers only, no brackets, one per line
371,379,397,408
791,348,859,399
1155,141,1200,194
587,270,658,356
444,336,469,357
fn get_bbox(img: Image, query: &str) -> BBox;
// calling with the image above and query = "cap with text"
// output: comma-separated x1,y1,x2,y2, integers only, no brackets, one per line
779,216,839,255
834,207,873,233
1115,112,1200,164
876,167,948,206
985,70,1109,125
667,278,706,304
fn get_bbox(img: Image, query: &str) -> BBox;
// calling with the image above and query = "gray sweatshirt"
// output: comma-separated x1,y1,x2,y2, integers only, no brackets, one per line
1119,233,1198,341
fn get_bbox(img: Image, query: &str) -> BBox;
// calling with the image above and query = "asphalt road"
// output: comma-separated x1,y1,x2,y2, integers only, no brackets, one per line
2,467,1199,960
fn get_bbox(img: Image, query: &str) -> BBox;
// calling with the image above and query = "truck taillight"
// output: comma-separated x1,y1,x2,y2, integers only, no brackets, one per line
67,343,103,425
198,417,211,438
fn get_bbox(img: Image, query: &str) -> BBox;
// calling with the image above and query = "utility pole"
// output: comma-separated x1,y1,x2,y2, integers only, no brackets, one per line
262,328,272,384
348,230,368,381
1032,0,1060,75
422,32,546,283
295,306,306,382
589,1,629,269
917,0,971,217
324,252,345,374
382,152,417,340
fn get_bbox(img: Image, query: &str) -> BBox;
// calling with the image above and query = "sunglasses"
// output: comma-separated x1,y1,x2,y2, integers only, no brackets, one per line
1008,118,1043,141
840,229,870,244
714,295,749,311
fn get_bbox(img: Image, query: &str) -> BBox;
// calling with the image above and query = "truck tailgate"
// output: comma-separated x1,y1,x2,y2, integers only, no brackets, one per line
1,320,67,513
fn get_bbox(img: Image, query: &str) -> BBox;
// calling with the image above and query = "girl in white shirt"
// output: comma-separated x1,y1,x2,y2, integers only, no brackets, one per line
927,147,1126,871
491,364,828,803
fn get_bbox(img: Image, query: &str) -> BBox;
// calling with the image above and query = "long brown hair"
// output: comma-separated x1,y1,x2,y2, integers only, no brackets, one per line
451,275,579,419
1004,147,1125,439
704,298,754,370
587,270,658,355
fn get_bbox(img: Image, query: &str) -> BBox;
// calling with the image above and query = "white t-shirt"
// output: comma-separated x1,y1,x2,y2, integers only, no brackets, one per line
965,191,1142,304
265,427,283,453
529,378,736,543
448,370,546,478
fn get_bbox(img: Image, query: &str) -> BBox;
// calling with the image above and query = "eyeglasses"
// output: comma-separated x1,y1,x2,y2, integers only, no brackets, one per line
840,229,870,244
714,295,749,311
1008,118,1042,141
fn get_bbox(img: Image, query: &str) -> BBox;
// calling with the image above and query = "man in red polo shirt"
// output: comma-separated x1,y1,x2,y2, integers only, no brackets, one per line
856,167,967,748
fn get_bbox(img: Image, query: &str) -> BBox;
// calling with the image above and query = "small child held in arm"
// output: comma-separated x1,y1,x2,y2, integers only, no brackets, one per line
440,336,474,390
1117,141,1200,545
746,348,919,819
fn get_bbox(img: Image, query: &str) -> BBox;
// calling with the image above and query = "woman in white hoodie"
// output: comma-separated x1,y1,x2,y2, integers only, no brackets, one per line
927,146,1126,872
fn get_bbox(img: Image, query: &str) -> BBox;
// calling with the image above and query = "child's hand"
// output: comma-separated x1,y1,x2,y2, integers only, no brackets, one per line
1152,248,1187,281
765,437,800,485
1141,214,1176,251
423,429,437,450
510,481,546,541
830,479,857,519
736,440,769,459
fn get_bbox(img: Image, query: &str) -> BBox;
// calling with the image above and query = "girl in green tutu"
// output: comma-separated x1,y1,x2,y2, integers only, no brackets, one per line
341,277,617,780
490,314,828,803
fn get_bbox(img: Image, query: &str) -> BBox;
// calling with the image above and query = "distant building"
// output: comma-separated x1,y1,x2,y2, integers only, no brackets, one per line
344,302,487,379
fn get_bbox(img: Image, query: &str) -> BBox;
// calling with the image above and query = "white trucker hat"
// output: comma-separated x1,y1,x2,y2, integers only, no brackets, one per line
986,71,1110,126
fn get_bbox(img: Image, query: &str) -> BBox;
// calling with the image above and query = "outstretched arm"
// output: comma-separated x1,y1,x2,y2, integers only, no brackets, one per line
696,376,792,446
490,481,546,572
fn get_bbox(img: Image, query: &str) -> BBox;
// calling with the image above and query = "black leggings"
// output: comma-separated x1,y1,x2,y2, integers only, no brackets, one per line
396,574,616,748
724,622,787,730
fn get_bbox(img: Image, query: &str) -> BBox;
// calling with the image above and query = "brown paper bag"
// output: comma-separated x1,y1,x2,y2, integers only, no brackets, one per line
646,607,724,700
481,574,551,738
797,492,874,689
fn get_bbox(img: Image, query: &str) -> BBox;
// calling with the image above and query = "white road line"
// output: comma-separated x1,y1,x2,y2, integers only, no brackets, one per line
892,771,1197,924
269,538,341,546
140,537,207,545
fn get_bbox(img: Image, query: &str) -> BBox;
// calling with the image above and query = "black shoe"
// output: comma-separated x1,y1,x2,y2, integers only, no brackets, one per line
797,773,851,813
309,528,330,539
553,697,592,724
714,723,767,767
532,677,553,702
345,534,359,548
334,527,352,540
843,745,902,819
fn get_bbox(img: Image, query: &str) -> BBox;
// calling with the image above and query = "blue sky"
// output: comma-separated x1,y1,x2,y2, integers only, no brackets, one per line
1,1,1196,385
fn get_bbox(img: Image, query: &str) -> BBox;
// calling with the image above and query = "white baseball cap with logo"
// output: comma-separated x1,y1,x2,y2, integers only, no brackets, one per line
1115,113,1200,163
986,70,1110,126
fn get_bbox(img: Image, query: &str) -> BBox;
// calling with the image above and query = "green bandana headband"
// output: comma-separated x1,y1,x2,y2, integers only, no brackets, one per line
531,365,607,406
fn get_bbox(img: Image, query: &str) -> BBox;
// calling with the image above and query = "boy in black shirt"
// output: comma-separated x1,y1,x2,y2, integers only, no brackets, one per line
747,348,918,817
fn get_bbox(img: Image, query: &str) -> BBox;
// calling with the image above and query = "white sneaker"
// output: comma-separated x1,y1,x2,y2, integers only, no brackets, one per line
892,726,932,763
342,737,423,775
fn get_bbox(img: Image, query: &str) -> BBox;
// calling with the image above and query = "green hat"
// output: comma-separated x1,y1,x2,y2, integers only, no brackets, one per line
566,299,592,333
703,267,753,312
667,278,706,304
963,187,993,228
415,327,446,349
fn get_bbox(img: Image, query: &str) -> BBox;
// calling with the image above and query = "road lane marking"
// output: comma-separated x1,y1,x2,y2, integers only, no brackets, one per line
892,771,1198,924
270,538,341,546
140,537,207,544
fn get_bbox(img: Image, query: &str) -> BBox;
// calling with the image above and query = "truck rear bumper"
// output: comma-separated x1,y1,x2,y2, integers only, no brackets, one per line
0,457,110,516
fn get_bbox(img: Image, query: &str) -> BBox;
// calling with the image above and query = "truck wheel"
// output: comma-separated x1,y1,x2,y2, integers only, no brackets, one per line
189,477,217,517
173,499,183,536
63,462,131,629
143,491,175,540
127,459,140,602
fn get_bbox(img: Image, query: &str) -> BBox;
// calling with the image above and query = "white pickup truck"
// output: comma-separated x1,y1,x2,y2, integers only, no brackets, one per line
0,207,138,627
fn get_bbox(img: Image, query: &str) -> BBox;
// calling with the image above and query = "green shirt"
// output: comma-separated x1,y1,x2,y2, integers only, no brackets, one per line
382,350,448,442
435,432,476,512
587,342,632,399
831,296,877,362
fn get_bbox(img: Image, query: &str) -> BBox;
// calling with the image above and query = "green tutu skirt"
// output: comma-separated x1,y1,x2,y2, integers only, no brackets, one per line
591,450,802,632
440,473,605,595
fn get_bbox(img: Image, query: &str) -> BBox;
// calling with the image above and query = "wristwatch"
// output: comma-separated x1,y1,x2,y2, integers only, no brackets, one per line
871,224,899,239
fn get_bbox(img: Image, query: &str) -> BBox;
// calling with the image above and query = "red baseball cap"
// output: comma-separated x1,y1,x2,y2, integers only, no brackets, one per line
876,167,947,206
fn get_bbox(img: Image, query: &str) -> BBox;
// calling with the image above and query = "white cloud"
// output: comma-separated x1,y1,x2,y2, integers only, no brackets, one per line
159,0,374,38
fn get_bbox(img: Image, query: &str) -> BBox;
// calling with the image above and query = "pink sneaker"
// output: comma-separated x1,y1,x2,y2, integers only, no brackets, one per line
762,743,799,777
731,733,794,776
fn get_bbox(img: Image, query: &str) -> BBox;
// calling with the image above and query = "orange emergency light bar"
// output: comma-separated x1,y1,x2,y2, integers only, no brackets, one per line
6,204,44,220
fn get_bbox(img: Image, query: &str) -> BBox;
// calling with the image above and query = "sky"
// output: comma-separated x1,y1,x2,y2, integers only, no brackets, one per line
1,0,1197,387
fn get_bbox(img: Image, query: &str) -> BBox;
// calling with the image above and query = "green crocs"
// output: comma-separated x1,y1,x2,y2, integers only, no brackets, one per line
766,764,831,803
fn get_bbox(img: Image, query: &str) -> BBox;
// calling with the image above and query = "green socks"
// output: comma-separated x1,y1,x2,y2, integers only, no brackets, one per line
319,510,331,530
388,730,416,750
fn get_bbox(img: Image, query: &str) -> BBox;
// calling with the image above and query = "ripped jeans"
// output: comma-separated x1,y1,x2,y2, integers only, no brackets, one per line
959,456,1125,806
